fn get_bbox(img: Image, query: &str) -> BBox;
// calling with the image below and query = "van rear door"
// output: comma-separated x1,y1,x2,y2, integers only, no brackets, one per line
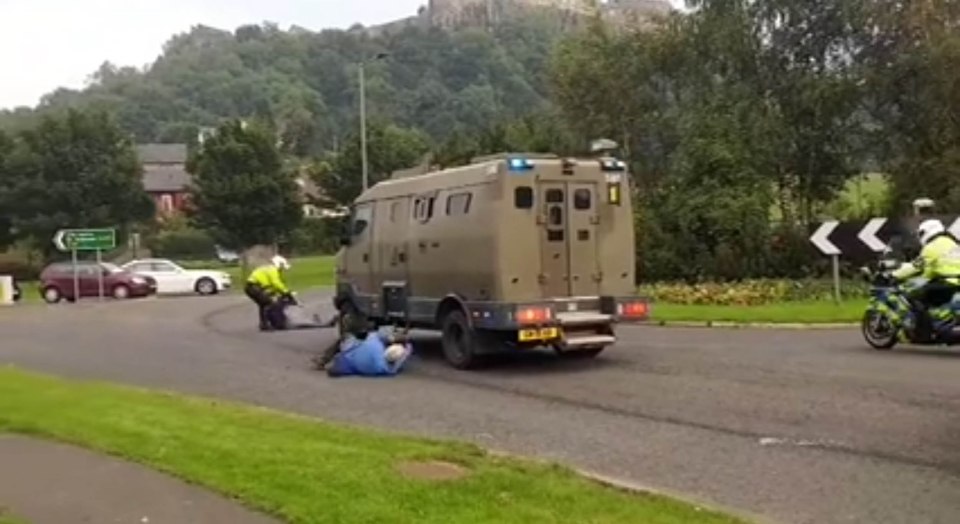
537,182,601,297
375,198,410,287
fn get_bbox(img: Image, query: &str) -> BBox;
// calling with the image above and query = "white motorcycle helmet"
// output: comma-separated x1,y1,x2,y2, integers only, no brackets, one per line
271,254,291,270
917,219,946,246
385,343,407,363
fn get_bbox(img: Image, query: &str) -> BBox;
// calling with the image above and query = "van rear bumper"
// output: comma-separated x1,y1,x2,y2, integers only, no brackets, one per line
333,283,650,330
467,295,651,330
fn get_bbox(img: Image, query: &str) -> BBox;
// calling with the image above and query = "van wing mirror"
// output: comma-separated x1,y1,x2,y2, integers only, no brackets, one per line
340,234,351,247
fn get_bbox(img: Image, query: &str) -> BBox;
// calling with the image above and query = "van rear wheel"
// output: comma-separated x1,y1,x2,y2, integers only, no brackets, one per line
441,310,481,370
336,301,361,338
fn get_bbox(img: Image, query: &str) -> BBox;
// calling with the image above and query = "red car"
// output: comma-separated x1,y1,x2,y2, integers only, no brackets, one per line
39,261,157,303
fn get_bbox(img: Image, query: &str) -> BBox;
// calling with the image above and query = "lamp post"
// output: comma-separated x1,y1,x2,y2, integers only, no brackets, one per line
359,52,388,192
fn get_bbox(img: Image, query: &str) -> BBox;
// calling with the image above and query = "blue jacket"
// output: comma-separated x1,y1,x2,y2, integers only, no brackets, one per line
328,331,411,377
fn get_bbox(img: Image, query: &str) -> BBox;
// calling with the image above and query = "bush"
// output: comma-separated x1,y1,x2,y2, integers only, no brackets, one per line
639,279,870,306
147,227,217,260
0,252,42,280
283,217,344,256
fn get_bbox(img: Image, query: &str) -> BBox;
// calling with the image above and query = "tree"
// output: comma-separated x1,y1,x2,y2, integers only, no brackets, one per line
0,109,154,256
0,18,564,151
312,120,430,207
187,119,303,254
855,0,960,212
0,129,15,250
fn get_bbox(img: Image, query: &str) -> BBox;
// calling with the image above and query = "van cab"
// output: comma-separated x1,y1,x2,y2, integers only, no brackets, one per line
334,152,649,369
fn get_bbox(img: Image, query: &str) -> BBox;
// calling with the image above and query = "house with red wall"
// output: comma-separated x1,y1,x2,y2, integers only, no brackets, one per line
137,144,191,218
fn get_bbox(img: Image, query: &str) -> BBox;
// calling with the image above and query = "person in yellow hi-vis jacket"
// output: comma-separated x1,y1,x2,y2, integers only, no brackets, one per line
892,219,960,335
245,255,293,331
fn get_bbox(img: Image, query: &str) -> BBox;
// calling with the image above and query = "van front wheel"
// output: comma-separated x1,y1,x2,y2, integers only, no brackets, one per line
441,310,481,370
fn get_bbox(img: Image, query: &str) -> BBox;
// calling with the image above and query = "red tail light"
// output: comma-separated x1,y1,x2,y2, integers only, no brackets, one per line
620,302,648,318
516,306,552,325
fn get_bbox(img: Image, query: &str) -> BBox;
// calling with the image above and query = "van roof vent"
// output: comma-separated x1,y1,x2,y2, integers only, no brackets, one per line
470,152,560,164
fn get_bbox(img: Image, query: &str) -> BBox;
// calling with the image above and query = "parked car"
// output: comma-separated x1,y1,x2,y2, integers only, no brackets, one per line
215,245,240,264
39,262,157,303
121,258,231,296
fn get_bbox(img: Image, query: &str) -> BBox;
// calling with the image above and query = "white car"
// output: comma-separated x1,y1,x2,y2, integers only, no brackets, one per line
121,259,231,296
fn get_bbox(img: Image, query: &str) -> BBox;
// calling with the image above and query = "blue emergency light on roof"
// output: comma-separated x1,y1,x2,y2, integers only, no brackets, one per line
508,157,534,172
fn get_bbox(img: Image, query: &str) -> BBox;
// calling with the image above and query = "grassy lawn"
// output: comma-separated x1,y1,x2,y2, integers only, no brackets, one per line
8,255,336,304
0,367,741,524
0,511,26,524
193,255,335,291
652,300,864,324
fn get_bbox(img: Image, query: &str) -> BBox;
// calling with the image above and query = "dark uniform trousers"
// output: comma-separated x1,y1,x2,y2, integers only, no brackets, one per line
244,282,273,329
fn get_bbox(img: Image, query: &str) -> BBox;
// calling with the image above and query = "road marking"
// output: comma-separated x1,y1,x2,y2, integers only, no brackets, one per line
759,436,844,448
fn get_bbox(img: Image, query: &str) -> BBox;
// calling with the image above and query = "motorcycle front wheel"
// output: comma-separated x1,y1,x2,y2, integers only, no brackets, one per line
862,310,899,350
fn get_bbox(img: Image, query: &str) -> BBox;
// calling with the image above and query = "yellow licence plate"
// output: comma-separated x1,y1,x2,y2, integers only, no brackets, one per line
519,327,559,342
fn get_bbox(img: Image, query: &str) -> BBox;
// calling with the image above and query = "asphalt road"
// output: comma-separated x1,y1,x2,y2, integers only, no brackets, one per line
3,293,960,524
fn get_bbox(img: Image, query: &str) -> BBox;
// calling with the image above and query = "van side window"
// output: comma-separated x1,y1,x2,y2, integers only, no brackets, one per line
514,187,533,209
574,188,592,210
352,204,373,237
413,195,436,223
446,192,472,216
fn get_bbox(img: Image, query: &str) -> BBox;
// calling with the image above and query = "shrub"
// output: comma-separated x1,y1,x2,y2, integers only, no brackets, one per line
639,279,870,306
283,217,344,256
148,227,217,260
0,252,42,280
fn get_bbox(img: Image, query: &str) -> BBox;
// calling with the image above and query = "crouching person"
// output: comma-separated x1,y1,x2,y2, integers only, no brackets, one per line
322,315,412,377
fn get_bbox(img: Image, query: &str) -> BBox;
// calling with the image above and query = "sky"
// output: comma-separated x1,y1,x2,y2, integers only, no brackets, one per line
0,0,683,110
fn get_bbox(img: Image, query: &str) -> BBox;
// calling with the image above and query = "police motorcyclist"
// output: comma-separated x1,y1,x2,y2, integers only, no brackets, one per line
245,255,294,331
892,219,960,333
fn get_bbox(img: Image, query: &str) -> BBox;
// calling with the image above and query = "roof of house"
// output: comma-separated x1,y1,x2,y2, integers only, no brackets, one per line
143,164,191,193
295,176,322,200
137,143,187,164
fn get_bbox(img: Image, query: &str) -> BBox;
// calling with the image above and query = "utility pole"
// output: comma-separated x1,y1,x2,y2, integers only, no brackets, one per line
358,53,388,192
359,60,369,192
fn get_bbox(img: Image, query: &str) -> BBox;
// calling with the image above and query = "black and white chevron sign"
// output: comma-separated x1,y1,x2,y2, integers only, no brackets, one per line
810,215,960,260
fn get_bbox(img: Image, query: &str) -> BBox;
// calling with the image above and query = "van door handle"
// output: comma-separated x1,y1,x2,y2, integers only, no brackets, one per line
363,253,369,262
398,253,407,263
418,241,427,250
431,242,439,248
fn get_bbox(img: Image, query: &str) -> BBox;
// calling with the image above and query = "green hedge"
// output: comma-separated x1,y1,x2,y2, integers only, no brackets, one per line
283,217,344,256
147,228,217,260
639,279,871,306
0,252,42,280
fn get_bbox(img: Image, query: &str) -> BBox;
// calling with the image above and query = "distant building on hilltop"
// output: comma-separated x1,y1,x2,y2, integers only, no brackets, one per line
367,0,672,35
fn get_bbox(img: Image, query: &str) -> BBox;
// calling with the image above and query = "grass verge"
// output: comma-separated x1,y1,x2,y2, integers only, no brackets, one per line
652,300,863,325
9,255,335,305
0,367,741,524
0,511,26,524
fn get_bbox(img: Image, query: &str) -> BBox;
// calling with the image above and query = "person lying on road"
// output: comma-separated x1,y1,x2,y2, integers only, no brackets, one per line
319,315,412,377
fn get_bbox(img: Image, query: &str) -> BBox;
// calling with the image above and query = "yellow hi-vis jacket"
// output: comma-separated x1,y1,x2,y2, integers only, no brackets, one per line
247,265,290,296
893,234,960,284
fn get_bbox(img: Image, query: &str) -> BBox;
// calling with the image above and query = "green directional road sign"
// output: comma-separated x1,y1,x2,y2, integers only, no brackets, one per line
53,228,116,252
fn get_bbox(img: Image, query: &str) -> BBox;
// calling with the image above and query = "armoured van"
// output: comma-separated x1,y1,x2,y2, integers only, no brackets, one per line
334,152,650,369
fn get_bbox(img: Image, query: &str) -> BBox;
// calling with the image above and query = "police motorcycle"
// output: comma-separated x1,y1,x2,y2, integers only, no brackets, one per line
269,292,336,331
861,248,960,350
